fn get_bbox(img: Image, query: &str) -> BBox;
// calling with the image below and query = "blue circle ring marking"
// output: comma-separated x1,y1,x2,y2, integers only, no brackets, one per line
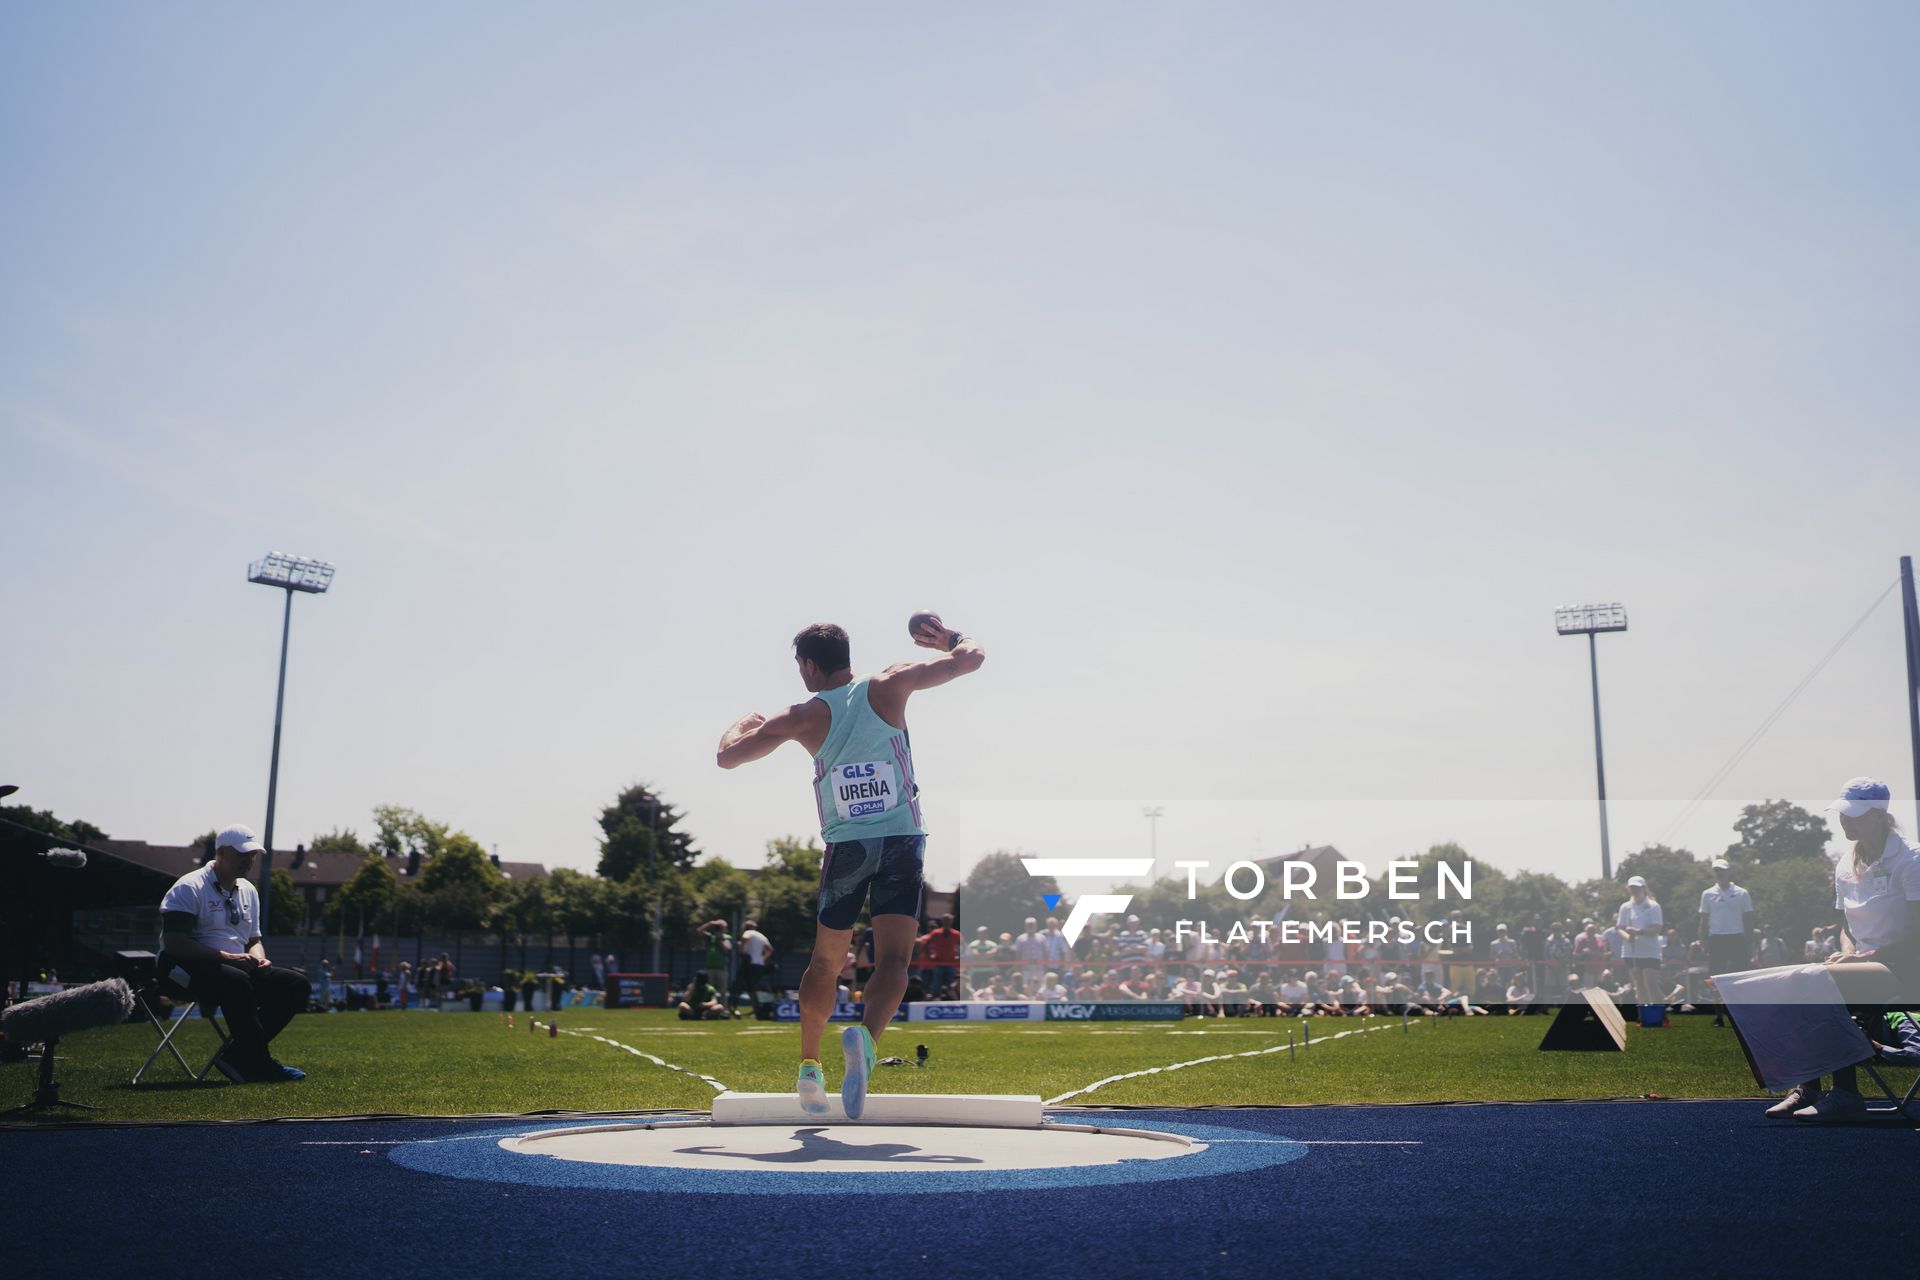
388,1119,1308,1195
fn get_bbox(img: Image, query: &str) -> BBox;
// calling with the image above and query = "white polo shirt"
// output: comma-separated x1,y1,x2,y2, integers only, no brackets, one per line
1616,899,1664,959
1835,833,1920,954
739,929,771,965
1698,883,1754,936
159,863,259,955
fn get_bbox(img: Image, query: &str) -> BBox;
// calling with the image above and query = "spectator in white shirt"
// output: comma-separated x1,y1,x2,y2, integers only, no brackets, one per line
1488,925,1518,982
1014,918,1046,992
736,920,774,1011
1616,876,1664,1010
1041,917,1070,965
1698,860,1754,1026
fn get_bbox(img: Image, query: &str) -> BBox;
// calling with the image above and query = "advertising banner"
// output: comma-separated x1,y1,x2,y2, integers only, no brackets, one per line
772,999,866,1022
1044,1002,1186,1021
901,1001,1045,1022
606,973,670,1008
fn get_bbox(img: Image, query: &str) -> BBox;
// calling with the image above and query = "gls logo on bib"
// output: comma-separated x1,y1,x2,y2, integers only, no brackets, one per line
833,760,898,821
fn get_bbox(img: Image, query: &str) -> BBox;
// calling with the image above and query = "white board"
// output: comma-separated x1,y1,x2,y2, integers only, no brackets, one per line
710,1091,1043,1128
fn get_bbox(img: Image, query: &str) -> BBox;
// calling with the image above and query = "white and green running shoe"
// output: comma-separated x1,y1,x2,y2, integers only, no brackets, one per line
840,1023,877,1119
796,1059,829,1116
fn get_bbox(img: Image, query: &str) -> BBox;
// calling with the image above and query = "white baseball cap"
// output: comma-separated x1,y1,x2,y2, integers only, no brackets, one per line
1710,858,1731,871
1828,777,1891,818
216,824,264,854
1626,875,1647,888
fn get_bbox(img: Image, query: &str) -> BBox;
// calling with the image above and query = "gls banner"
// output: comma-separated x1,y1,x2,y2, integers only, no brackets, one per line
1045,1002,1186,1021
773,999,866,1022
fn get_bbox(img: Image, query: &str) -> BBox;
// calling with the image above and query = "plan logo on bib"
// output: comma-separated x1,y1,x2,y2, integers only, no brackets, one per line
832,760,897,820
1020,857,1155,944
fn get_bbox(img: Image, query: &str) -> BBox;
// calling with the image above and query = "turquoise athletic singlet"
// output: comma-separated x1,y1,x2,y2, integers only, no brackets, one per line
811,678,925,843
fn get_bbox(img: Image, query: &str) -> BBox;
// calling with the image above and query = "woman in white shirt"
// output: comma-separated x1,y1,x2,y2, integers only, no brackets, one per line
1770,778,1920,1122
1616,876,1664,1012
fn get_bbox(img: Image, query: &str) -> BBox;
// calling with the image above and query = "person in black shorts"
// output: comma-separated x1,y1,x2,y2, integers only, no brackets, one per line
716,617,986,1117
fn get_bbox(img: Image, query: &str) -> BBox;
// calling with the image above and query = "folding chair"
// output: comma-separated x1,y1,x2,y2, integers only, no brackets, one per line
1860,1009,1920,1121
132,961,231,1085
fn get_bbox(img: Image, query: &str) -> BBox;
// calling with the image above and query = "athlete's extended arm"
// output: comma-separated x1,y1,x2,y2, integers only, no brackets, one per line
878,618,986,695
715,703,812,769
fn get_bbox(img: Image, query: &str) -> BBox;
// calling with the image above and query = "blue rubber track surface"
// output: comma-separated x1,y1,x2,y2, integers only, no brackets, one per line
2,1101,1913,1279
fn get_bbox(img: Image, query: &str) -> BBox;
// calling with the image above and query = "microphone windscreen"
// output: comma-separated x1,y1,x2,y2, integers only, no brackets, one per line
40,848,88,869
1,977,135,1044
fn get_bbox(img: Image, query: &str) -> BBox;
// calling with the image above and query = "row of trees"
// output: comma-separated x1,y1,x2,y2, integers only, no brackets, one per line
958,799,1852,954
4,783,1862,976
313,787,832,969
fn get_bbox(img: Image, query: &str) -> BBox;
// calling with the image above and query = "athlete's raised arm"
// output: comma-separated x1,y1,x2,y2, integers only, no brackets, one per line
716,700,819,769
874,616,985,699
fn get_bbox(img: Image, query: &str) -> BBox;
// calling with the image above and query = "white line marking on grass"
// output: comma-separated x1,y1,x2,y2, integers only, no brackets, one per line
535,1020,729,1094
1044,1020,1409,1105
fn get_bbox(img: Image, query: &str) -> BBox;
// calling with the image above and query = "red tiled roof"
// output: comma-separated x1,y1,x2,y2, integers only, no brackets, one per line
93,839,547,887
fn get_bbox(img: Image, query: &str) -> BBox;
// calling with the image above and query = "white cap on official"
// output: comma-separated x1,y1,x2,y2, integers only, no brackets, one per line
216,824,264,854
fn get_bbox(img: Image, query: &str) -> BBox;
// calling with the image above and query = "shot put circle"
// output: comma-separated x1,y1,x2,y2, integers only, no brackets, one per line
389,1118,1308,1195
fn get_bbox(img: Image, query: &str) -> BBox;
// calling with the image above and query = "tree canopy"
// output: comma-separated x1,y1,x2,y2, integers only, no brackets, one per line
597,783,700,881
1724,799,1832,866
957,851,1060,937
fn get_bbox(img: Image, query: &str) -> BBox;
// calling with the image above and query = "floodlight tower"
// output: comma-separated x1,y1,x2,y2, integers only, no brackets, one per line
247,552,335,929
1555,602,1628,881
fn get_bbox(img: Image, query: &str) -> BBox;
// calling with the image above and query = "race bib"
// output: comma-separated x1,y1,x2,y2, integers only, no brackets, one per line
831,760,899,821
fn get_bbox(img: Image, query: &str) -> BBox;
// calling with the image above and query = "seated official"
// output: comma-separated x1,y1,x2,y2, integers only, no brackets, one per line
676,971,729,1020
159,825,308,1083
1765,779,1920,1122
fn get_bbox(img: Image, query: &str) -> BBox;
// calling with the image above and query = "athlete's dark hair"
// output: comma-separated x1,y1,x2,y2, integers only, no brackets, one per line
793,623,851,672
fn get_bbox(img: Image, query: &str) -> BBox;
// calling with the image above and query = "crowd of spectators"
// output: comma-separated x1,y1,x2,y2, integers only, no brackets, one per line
906,887,1813,1013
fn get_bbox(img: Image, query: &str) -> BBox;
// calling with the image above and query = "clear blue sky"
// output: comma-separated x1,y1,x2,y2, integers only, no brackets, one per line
5,4,1917,894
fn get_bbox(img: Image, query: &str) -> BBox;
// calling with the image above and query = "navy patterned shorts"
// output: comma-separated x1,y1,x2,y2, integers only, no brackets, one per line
817,834,925,930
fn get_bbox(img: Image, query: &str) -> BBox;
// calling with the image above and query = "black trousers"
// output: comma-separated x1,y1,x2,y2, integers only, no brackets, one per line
174,959,308,1065
1706,935,1750,1010
735,962,769,1003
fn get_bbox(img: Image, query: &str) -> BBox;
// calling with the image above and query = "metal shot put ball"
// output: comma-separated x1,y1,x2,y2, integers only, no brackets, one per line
908,610,942,639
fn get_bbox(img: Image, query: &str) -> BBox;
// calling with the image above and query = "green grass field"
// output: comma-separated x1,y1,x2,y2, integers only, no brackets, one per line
14,1007,1900,1125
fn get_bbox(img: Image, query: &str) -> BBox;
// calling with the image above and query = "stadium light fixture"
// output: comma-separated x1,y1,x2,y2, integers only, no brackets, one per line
247,552,336,594
1555,602,1627,880
249,552,336,929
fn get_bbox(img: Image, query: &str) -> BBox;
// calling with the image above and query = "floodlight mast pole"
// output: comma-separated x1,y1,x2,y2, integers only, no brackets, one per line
248,552,334,934
1587,632,1612,882
1558,603,1625,883
1901,555,1920,831
260,584,294,929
